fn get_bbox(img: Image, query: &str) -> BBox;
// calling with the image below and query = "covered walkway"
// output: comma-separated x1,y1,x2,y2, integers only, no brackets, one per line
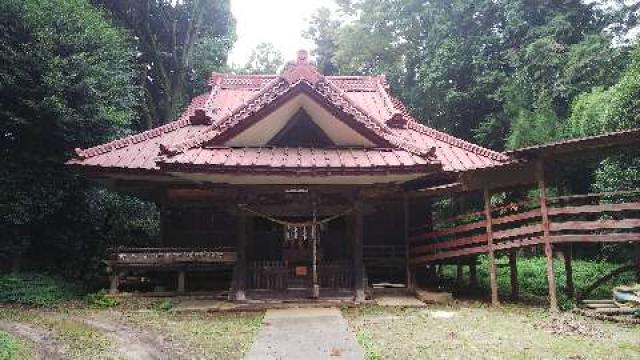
405,129,640,311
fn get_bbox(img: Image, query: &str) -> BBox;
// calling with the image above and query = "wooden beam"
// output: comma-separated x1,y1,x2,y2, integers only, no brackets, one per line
537,160,558,312
509,250,519,300
483,188,499,306
461,162,537,192
405,182,464,199
353,200,365,302
550,233,640,243
563,245,574,298
411,245,490,264
411,234,488,253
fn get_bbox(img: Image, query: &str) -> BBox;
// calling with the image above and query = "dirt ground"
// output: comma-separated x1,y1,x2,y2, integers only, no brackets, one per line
0,300,263,360
2,298,639,360
343,302,640,360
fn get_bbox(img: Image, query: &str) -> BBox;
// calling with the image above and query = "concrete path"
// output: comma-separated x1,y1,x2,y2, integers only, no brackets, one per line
244,308,364,360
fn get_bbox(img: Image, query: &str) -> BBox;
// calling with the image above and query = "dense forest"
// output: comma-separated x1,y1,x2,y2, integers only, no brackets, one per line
1,0,640,282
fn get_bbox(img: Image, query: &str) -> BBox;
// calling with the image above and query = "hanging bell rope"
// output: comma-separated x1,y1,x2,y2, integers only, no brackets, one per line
238,204,352,227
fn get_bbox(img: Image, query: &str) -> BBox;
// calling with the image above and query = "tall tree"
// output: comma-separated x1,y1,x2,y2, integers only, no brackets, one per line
95,0,235,129
0,0,156,277
303,7,341,75
240,42,284,74
564,45,640,192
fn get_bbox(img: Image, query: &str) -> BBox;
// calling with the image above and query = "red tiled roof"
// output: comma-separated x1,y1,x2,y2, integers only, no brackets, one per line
159,147,434,175
68,50,511,176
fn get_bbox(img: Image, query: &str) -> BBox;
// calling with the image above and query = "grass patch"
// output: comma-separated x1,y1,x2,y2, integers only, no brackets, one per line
0,331,31,360
0,273,79,306
0,307,115,360
120,309,263,359
52,319,113,359
356,331,381,360
343,303,640,360
440,256,637,309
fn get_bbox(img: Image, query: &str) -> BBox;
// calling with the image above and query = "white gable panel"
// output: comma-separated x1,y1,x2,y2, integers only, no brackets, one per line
224,94,376,147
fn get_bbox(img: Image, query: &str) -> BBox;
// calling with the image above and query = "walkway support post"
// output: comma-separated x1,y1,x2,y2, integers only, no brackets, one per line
537,160,559,312
483,189,499,306
177,270,186,294
353,200,365,302
564,245,574,298
109,271,120,295
469,257,478,289
404,194,414,291
232,210,248,301
509,249,519,300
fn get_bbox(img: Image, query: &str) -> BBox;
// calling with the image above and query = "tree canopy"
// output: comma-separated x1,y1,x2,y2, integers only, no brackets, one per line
306,0,639,146
305,0,640,192
239,42,285,74
94,0,236,129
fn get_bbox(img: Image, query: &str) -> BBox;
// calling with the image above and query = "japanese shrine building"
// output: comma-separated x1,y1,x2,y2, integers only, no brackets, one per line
68,50,640,307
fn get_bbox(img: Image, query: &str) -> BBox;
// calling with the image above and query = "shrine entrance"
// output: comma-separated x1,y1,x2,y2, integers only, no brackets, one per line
244,204,354,299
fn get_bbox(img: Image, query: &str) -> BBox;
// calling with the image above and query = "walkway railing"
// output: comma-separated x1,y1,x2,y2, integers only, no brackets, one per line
409,190,640,265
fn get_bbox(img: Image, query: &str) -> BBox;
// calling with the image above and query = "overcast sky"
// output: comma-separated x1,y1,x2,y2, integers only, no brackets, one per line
228,0,337,66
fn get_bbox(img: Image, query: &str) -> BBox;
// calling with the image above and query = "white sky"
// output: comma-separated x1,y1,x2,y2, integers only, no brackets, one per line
228,0,337,66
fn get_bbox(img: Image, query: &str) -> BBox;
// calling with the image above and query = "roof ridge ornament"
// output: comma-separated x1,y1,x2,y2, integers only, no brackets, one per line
189,109,212,125
280,49,322,85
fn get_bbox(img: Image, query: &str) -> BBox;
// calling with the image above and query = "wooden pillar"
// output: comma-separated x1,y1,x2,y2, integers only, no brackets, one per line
353,200,365,302
311,207,320,299
159,192,168,247
456,261,463,285
509,249,519,300
232,211,248,301
177,270,186,294
563,245,574,298
483,189,499,306
109,271,120,295
403,195,414,290
469,258,478,289
10,256,21,274
537,160,558,312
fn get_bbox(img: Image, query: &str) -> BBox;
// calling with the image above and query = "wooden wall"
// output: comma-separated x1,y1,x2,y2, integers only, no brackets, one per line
163,204,237,248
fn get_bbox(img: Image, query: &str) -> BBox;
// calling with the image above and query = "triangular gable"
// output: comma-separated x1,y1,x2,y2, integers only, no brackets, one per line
161,51,433,157
268,109,334,147
211,79,392,148
222,90,378,147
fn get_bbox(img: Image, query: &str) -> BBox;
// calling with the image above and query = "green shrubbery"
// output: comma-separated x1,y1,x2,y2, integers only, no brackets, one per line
441,256,637,310
153,299,174,312
0,273,78,306
85,289,120,309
